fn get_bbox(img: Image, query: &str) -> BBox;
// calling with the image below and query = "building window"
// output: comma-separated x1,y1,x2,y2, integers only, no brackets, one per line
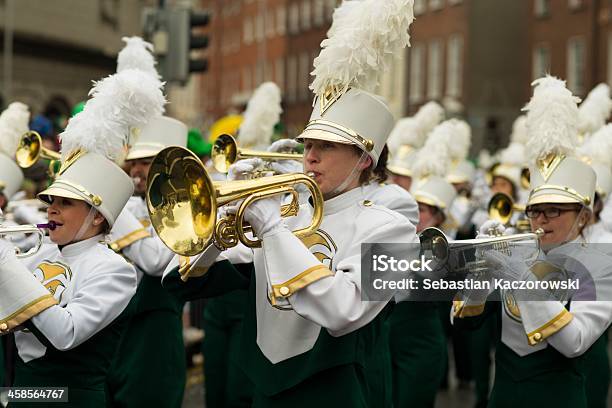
567,37,586,95
287,56,298,102
266,10,275,38
276,6,287,35
414,0,426,15
568,0,583,10
275,58,285,90
255,13,264,42
325,0,336,22
532,43,550,81
608,33,612,87
301,0,312,31
429,0,443,11
409,43,424,103
243,17,253,44
446,34,463,97
427,40,442,99
313,0,325,27
255,64,264,87
289,3,300,34
534,0,550,17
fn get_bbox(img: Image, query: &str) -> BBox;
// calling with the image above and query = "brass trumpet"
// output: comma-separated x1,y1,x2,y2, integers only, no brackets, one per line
488,192,530,231
146,146,322,256
0,222,57,258
15,131,61,176
212,134,302,173
419,226,543,275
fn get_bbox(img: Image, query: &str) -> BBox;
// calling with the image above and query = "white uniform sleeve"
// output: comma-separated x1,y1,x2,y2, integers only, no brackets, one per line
29,258,136,351
109,207,173,276
261,210,417,336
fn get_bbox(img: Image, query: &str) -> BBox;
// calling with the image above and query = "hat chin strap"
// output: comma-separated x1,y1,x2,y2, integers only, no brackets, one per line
70,206,99,244
326,150,370,200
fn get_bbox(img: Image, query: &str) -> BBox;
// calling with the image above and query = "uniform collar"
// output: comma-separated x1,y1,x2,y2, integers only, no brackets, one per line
322,186,365,216
59,234,105,257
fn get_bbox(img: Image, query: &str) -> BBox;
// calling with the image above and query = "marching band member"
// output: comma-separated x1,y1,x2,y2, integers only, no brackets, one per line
202,81,283,408
389,131,456,408
104,37,188,408
386,101,445,192
453,76,612,408
162,0,418,405
0,59,164,406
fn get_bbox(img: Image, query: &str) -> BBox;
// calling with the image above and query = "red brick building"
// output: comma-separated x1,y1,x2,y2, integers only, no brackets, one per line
198,0,340,137
528,0,612,99
405,0,530,154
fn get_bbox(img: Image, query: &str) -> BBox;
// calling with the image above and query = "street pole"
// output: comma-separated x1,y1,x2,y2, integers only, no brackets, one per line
3,0,14,101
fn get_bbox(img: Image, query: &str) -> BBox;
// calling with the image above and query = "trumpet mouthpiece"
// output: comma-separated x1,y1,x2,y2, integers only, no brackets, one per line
37,221,57,230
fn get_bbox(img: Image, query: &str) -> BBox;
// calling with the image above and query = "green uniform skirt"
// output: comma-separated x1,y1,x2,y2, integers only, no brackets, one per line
389,302,446,408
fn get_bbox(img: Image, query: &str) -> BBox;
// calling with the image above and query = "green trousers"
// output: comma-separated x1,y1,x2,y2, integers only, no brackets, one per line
0,337,4,387
583,332,610,408
390,302,446,408
251,363,368,408
106,310,185,408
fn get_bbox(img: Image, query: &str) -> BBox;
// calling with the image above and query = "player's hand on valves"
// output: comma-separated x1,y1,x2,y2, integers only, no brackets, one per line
477,220,506,239
243,194,284,239
227,158,263,181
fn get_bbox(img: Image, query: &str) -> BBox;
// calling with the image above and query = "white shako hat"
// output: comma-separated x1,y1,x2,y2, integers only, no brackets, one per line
491,142,526,190
443,119,474,184
295,0,415,166
237,81,282,150
387,101,445,176
111,37,187,162
126,116,188,161
524,76,595,209
410,120,457,216
0,102,29,198
578,123,612,198
38,40,166,227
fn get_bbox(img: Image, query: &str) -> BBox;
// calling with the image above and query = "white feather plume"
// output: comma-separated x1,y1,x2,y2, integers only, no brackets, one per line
447,119,471,161
117,37,159,78
310,0,414,96
499,142,526,166
510,115,528,145
387,118,421,153
387,101,444,153
578,83,612,136
0,102,30,157
411,121,453,179
238,82,282,149
523,76,581,164
60,68,166,162
414,101,445,135
578,123,612,168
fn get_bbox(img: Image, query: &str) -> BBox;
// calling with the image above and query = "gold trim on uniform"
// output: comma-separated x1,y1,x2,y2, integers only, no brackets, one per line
270,265,334,300
452,300,486,318
178,255,209,281
529,184,591,205
109,228,151,252
0,294,58,333
526,308,573,346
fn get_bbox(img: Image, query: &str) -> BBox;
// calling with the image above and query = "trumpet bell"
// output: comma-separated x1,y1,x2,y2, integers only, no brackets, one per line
211,133,303,173
147,146,216,256
15,131,61,169
212,134,238,174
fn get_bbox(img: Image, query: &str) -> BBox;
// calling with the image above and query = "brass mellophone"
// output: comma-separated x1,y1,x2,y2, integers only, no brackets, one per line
15,131,62,177
487,192,531,232
146,146,322,259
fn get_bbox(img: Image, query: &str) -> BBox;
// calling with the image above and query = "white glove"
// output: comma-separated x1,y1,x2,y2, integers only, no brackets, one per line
268,160,303,175
242,194,284,239
477,219,506,238
12,205,47,225
0,238,18,267
227,158,263,181
267,139,300,153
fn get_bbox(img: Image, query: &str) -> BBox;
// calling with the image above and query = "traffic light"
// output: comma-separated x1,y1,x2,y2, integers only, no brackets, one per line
142,6,211,85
